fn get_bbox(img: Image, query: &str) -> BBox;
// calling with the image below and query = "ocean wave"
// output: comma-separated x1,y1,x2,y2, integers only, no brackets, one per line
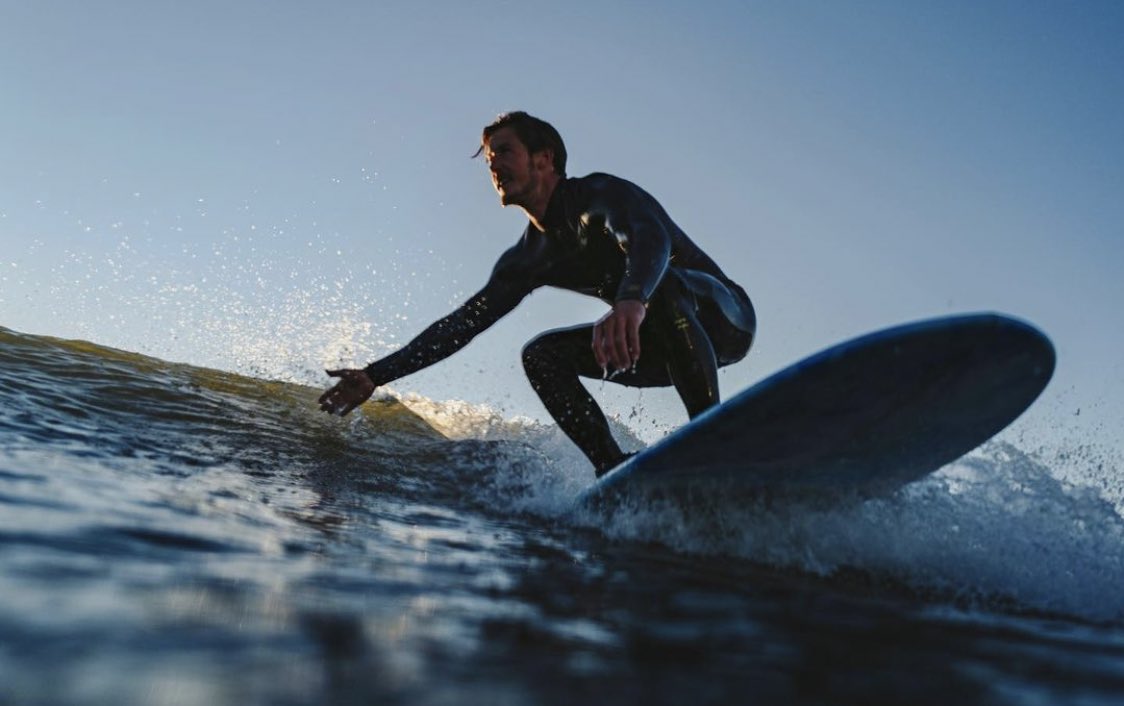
1,326,1121,624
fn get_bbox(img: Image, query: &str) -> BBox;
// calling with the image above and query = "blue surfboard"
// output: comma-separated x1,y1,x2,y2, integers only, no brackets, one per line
576,313,1055,510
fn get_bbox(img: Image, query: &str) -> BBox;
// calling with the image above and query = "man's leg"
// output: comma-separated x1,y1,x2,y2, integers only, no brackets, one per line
522,324,635,475
647,271,721,419
522,275,723,475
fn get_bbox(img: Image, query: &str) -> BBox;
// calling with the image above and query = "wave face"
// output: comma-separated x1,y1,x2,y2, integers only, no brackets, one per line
2,326,1123,706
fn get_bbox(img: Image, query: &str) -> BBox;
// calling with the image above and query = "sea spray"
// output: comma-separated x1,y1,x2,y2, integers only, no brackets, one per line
583,441,1124,623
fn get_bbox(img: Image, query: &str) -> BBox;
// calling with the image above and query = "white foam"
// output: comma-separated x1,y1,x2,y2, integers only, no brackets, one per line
381,393,644,517
587,441,1124,623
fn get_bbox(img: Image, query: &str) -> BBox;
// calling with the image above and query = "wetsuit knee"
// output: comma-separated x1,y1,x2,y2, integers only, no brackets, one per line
521,335,543,368
521,333,555,381
522,327,590,383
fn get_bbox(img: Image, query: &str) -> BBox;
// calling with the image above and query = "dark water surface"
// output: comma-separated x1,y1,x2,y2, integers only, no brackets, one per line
2,326,1123,705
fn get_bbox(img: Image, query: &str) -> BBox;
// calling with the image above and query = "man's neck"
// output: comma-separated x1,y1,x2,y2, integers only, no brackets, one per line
523,174,561,232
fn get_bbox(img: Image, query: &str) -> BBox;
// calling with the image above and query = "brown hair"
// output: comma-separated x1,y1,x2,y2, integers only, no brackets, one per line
475,111,567,177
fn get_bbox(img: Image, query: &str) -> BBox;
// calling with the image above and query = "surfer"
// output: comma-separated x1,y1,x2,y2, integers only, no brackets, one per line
319,111,756,476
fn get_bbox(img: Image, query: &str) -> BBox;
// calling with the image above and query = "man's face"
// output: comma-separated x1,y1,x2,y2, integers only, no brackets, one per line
484,127,548,207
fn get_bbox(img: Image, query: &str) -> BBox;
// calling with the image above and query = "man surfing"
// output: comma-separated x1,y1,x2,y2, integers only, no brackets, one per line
319,111,756,476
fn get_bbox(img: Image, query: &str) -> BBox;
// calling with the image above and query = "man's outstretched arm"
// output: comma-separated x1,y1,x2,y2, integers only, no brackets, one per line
318,274,527,417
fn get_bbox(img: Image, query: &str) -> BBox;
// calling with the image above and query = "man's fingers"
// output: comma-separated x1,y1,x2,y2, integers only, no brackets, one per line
610,332,627,370
626,321,641,367
317,390,355,416
593,302,646,373
591,324,608,368
320,371,354,406
593,316,641,373
598,321,625,372
608,318,631,371
319,371,346,404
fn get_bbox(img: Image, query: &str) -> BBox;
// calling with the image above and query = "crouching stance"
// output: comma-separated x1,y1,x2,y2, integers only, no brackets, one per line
319,111,755,476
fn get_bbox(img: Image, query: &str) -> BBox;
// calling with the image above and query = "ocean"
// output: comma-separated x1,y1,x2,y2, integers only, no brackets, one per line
2,324,1123,706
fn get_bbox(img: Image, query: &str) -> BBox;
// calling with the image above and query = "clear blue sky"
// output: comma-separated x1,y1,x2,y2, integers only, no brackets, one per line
2,1,1122,454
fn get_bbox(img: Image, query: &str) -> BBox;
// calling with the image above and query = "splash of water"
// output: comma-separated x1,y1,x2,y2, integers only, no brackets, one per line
566,441,1124,623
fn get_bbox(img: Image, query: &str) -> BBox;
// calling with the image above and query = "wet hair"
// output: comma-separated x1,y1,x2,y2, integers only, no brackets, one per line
475,111,567,177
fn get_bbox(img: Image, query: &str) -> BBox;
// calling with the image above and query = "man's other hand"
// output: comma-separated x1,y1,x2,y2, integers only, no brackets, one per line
318,369,376,416
592,299,646,374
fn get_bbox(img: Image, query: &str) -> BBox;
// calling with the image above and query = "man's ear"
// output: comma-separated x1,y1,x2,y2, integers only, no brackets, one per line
533,148,555,173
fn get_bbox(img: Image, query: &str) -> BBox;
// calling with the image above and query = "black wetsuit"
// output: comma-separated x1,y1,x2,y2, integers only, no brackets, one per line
364,172,756,473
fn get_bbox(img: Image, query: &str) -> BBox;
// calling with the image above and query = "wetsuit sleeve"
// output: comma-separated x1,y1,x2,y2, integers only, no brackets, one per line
591,180,672,304
614,208,671,304
362,251,531,387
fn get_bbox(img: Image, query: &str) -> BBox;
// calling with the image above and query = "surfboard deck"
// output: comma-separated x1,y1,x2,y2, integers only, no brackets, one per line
576,313,1055,510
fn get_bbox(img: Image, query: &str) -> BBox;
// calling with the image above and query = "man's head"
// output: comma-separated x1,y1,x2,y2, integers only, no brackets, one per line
477,112,566,217
477,111,567,177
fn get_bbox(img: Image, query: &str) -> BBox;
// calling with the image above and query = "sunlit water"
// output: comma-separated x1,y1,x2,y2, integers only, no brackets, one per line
2,326,1123,705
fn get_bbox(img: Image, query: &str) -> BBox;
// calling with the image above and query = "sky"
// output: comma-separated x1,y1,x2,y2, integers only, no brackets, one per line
2,0,1122,456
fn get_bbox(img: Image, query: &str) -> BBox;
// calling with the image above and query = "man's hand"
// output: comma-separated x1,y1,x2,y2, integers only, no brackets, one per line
592,299,646,375
318,369,376,416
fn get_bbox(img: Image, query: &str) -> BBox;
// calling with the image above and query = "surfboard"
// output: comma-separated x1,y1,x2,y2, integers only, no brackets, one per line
576,313,1055,510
